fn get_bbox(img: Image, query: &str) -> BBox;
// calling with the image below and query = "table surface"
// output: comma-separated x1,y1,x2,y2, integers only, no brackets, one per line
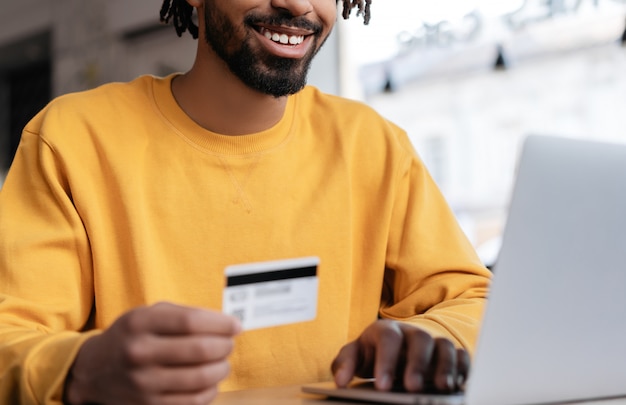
213,384,348,404
213,384,626,405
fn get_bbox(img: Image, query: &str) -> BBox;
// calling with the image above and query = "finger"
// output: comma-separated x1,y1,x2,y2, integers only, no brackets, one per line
123,302,242,337
131,361,231,394
401,326,435,392
432,338,457,393
123,334,235,367
455,348,470,391
331,342,359,388
372,321,404,391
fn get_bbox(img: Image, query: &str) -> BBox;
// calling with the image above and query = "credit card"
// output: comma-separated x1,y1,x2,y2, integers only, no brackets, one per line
222,256,319,331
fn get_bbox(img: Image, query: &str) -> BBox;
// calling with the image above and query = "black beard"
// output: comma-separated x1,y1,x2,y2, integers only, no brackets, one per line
204,8,325,97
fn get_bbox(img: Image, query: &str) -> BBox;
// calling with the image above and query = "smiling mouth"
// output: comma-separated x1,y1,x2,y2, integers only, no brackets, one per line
258,27,305,45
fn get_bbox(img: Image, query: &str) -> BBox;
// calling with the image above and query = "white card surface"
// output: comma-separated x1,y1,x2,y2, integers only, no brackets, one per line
222,257,319,331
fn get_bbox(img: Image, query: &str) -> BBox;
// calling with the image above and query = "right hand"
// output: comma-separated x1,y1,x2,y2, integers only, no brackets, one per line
63,302,242,405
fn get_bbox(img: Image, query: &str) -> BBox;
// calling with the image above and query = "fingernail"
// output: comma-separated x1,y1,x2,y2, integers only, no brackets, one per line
335,366,350,387
416,373,424,387
446,375,454,390
407,374,423,392
378,374,392,391
457,375,465,389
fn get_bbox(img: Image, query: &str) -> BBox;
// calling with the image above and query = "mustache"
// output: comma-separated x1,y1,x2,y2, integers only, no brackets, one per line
244,13,323,34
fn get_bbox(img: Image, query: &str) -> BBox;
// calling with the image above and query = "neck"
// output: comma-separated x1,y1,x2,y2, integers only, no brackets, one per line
172,44,289,136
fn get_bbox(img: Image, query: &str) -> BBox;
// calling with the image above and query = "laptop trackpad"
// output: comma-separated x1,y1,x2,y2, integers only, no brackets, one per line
301,380,465,405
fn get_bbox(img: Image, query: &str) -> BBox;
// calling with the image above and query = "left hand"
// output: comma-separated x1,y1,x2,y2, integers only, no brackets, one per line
331,320,469,393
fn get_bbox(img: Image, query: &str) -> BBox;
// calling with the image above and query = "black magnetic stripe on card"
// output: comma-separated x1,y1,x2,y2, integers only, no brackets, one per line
226,266,317,287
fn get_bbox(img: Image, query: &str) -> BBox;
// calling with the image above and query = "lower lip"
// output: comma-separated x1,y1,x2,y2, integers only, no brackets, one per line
253,30,313,59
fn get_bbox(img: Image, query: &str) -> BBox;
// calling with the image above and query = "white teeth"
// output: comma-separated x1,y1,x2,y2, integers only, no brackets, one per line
262,28,304,45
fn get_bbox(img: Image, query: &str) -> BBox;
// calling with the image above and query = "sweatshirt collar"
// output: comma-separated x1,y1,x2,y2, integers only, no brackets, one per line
152,73,297,156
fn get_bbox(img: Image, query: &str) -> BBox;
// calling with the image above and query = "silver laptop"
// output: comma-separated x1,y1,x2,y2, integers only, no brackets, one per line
303,135,626,405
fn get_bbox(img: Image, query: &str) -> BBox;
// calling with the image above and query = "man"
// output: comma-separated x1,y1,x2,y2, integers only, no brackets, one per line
0,0,491,404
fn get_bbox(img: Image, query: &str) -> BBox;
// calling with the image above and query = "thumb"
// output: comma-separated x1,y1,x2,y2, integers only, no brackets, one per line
331,341,359,387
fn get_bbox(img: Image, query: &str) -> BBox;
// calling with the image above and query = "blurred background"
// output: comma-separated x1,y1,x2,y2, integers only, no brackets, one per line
1,0,625,266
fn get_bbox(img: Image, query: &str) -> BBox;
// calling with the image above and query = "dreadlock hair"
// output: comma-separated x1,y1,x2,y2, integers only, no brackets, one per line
160,0,373,39
160,0,199,38
341,0,372,25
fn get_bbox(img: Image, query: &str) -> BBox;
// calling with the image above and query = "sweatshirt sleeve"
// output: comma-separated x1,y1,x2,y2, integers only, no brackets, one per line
382,138,492,355
0,127,97,405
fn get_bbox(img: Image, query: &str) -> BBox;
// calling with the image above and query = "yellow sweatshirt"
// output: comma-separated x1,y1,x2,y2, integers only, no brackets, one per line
0,74,491,405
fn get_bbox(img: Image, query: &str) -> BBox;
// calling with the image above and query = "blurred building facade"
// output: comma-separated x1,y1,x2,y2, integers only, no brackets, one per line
356,5,626,262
